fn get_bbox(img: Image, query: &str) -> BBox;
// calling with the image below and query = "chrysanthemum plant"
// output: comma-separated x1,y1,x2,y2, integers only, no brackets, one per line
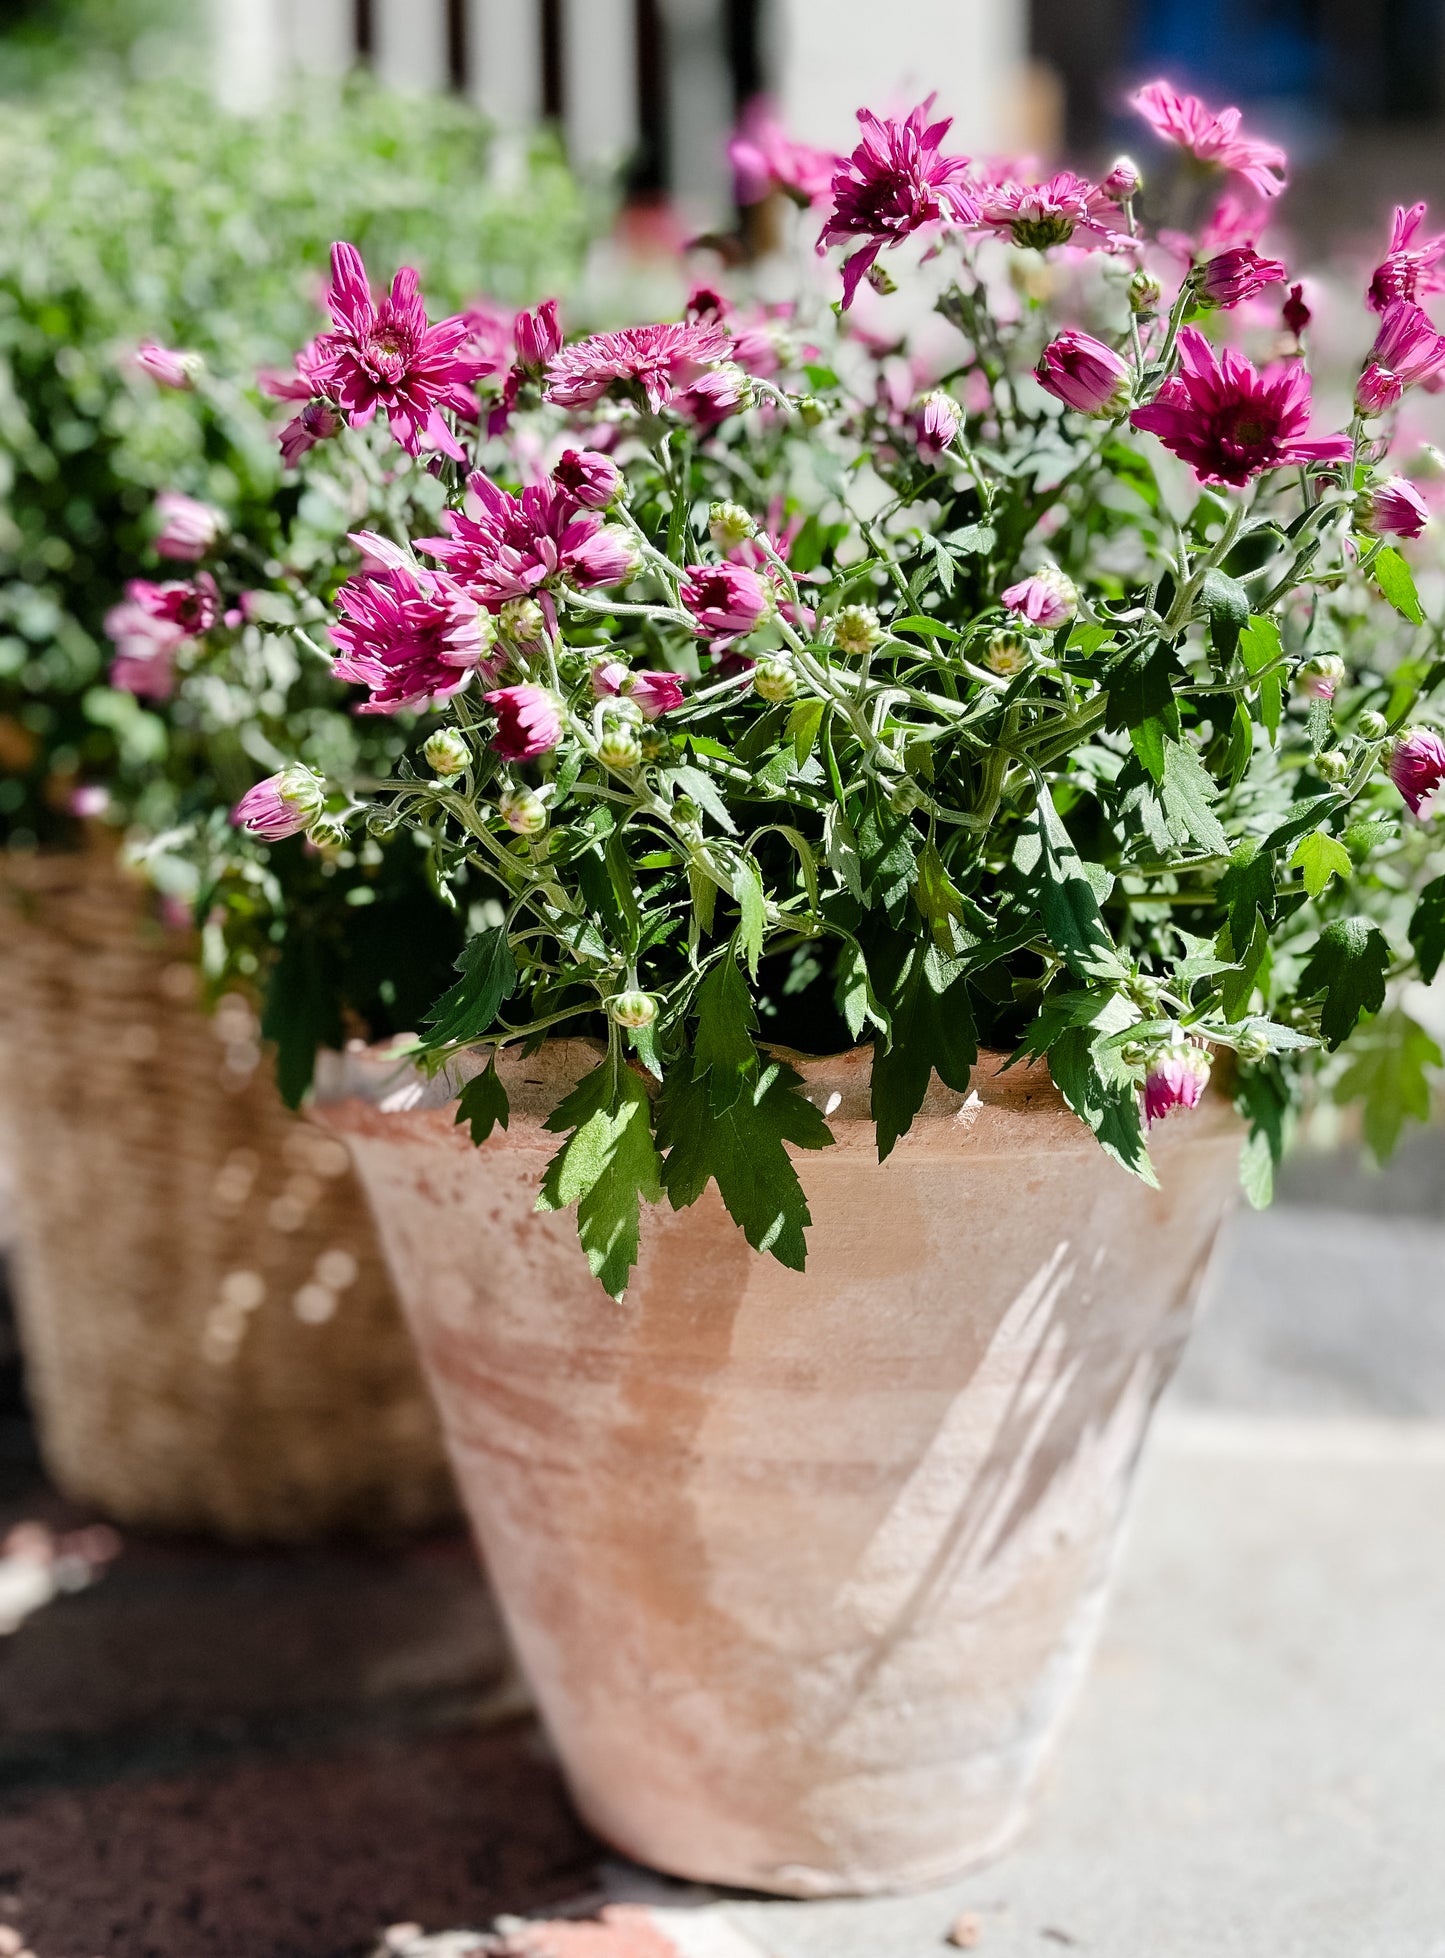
208,81,1445,1297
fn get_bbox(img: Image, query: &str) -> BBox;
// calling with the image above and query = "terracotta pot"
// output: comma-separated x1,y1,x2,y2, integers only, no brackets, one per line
314,1036,1239,1895
0,850,456,1541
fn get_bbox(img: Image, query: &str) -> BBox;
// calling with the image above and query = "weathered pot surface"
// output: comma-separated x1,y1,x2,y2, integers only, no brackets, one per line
313,1037,1239,1896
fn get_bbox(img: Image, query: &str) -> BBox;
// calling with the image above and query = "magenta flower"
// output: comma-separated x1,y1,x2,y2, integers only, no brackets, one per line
306,242,484,461
545,320,732,414
68,784,110,819
680,562,774,641
485,685,564,761
231,766,327,841
128,573,221,635
1143,1045,1212,1124
592,661,685,720
457,299,516,379
1130,81,1287,200
1282,283,1312,338
135,343,200,388
552,448,622,509
153,491,223,561
1390,728,1445,815
818,101,977,308
914,390,962,462
1367,203,1445,313
1002,567,1077,628
279,400,342,467
1199,245,1287,309
418,474,633,608
104,597,185,700
514,300,564,375
331,564,496,716
1035,331,1130,416
673,362,753,431
259,336,331,402
975,172,1125,254
1356,301,1445,415
1360,476,1430,540
728,102,840,207
1131,328,1350,487
1100,157,1142,201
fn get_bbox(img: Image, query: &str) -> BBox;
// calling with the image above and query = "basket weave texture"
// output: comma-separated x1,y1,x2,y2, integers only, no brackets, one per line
0,849,457,1540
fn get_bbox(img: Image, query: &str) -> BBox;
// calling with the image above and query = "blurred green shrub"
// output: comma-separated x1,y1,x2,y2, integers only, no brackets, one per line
0,71,588,843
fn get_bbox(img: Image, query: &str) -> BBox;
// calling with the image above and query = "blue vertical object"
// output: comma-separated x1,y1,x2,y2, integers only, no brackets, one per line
1133,0,1322,104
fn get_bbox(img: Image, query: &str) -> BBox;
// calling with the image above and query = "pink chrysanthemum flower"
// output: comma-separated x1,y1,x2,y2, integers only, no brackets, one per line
1143,1044,1212,1124
417,475,635,609
914,390,962,462
104,596,186,700
279,401,342,467
485,685,564,761
1035,331,1130,416
1198,245,1287,309
1002,567,1077,628
673,362,753,431
818,101,977,308
728,102,841,208
1131,328,1350,487
514,300,564,375
307,242,483,461
1390,728,1445,816
592,662,685,720
1367,204,1445,314
1359,476,1430,540
975,171,1125,254
231,766,327,841
680,563,775,641
1130,81,1287,200
135,343,200,388
331,564,496,716
154,491,223,562
1356,301,1445,415
545,321,733,413
552,448,622,509
128,573,221,635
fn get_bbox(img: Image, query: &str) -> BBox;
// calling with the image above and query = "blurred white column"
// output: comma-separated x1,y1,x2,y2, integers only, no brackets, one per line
562,0,639,170
373,0,450,90
287,0,356,76
773,0,1028,155
659,0,732,224
467,0,544,125
210,0,287,112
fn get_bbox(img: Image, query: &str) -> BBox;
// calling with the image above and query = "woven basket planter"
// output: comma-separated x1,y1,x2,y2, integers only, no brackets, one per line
0,849,456,1540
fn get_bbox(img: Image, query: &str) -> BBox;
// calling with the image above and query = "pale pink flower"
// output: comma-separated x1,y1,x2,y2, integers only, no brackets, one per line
1130,81,1287,200
104,596,185,699
914,390,962,461
1132,327,1350,486
154,491,223,561
680,562,774,641
331,565,497,715
485,684,564,760
818,100,978,308
1035,331,1130,415
673,362,753,431
1367,203,1445,314
1357,301,1445,415
418,475,634,608
975,171,1126,253
1199,245,1287,309
545,320,733,413
68,784,110,819
729,101,840,207
1002,567,1077,628
592,662,685,719
1390,728,1445,815
135,342,199,388
1143,1045,1212,1123
1100,156,1142,201
128,573,220,634
1360,476,1430,540
231,767,326,841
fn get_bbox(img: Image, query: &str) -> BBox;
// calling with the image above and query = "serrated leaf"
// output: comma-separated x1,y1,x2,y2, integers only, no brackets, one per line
1238,614,1283,740
1201,569,1250,663
825,804,864,901
1014,786,1125,981
913,841,967,952
1219,911,1270,1022
1375,545,1425,625
420,927,518,1052
674,764,737,834
658,1057,833,1269
1290,829,1352,900
1235,1065,1289,1208
787,696,825,765
866,937,978,1161
690,955,758,1114
454,1059,510,1145
1333,1008,1442,1162
857,795,919,918
1047,1023,1157,1185
1299,918,1391,1049
536,1062,662,1300
1260,793,1344,856
1161,738,1230,855
1409,874,1445,984
731,857,766,975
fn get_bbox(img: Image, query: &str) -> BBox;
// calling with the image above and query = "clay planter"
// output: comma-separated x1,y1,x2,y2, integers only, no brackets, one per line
315,1036,1239,1895
0,851,456,1540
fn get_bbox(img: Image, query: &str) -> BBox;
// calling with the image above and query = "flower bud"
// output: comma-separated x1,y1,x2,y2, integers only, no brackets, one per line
1129,269,1162,317
832,604,881,656
1390,726,1445,815
1235,1027,1271,1062
1002,566,1077,628
499,785,548,835
1358,709,1389,742
1357,477,1429,541
608,990,657,1029
889,778,925,815
1035,331,1131,417
671,795,702,831
1142,1043,1212,1125
914,390,963,463
423,729,470,779
1282,282,1311,338
866,262,897,296
308,817,350,850
1316,748,1350,783
498,597,545,642
639,725,671,762
598,718,643,770
136,342,203,388
709,501,757,551
231,764,328,841
796,395,826,427
984,629,1030,677
514,299,564,375
753,657,797,704
1295,653,1346,701
1102,156,1142,202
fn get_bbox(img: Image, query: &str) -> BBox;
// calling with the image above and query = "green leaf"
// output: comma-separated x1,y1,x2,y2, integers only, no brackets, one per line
1104,641,1183,758
1219,911,1269,1023
1047,1024,1157,1185
454,1058,510,1145
731,857,766,975
674,763,737,834
787,696,825,765
1238,615,1283,740
1409,874,1445,984
690,955,758,1114
867,938,978,1162
913,841,967,952
1298,918,1391,1049
536,1062,662,1300
1201,569,1250,663
420,926,518,1052
1219,840,1276,945
1290,829,1353,900
658,1057,833,1269
1161,738,1230,855
856,795,919,918
1374,545,1425,625
1014,787,1125,981
889,614,962,642
1235,1065,1289,1208
1223,701,1253,787
1333,1008,1442,1162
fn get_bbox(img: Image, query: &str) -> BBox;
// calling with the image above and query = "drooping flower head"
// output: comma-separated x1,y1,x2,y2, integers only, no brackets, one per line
818,100,977,308
307,242,484,460
331,562,496,715
1356,301,1445,415
279,400,342,468
975,172,1126,254
231,765,328,842
135,343,201,388
418,474,635,609
1035,331,1130,416
914,390,962,462
1198,245,1287,309
1001,567,1077,628
728,102,840,208
153,492,224,562
485,684,564,761
1130,82,1287,200
680,562,775,642
592,662,686,720
545,320,733,414
127,573,221,635
1389,728,1445,816
1358,476,1430,540
1367,203,1445,314
1143,1044,1213,1124
552,448,622,510
1282,283,1312,338
1131,328,1350,487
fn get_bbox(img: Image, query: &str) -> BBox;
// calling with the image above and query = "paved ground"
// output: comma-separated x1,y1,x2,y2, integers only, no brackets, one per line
0,1141,1442,1957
